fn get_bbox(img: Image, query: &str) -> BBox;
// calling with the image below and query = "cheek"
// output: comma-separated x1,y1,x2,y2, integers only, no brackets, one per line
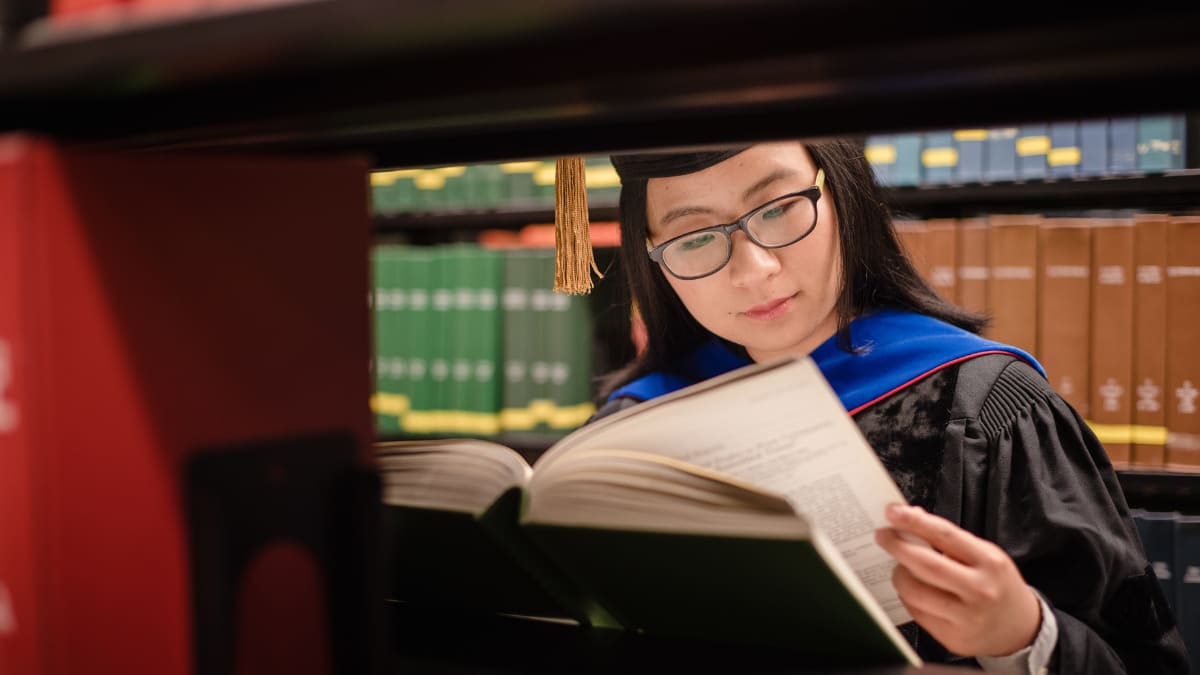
664,273,728,325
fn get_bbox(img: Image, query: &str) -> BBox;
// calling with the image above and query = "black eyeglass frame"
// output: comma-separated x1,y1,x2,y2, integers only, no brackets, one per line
646,168,826,281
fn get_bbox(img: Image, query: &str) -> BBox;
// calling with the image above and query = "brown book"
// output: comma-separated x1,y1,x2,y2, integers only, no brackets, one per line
1089,217,1135,468
1166,215,1200,471
987,214,1042,358
894,219,929,282
1037,218,1091,417
923,218,958,304
1132,214,1170,468
956,217,990,324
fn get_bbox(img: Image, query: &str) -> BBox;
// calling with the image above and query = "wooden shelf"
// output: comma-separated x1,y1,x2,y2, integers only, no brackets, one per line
2,2,1200,166
1118,470,1200,515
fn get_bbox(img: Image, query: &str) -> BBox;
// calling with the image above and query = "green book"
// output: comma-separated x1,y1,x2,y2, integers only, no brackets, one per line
500,248,539,434
444,242,475,435
376,355,922,667
428,245,456,433
401,247,435,434
369,245,397,434
542,281,596,434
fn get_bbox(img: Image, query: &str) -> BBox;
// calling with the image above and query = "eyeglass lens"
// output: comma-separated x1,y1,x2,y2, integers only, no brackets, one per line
661,194,816,278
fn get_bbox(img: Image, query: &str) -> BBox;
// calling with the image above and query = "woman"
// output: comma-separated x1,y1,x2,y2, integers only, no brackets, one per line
590,140,1188,673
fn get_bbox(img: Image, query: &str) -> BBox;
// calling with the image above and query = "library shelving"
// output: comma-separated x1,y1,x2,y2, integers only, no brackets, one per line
5,2,1200,675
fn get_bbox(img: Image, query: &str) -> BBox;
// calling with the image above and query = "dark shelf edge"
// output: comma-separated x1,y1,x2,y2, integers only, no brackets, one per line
886,171,1200,218
1118,469,1200,514
4,2,1200,162
374,204,620,234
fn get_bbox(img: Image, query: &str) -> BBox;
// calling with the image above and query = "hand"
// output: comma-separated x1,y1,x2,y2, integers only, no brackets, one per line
874,503,1041,658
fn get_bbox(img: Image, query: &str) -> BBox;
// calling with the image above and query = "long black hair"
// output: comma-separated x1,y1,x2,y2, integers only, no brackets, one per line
597,139,988,401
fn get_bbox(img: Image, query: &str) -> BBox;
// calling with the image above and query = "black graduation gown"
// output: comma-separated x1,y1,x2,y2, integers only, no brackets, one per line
592,353,1189,673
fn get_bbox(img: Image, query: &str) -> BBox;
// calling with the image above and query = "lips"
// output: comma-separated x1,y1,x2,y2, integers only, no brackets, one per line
742,293,796,321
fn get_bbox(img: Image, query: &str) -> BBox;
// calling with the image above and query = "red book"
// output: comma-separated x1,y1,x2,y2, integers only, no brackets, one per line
0,135,374,675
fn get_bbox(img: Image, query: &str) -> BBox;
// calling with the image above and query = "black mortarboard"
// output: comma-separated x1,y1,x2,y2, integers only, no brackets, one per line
609,148,750,181
554,147,750,295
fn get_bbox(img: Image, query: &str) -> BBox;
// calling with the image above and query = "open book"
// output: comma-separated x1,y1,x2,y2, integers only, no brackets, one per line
377,355,922,667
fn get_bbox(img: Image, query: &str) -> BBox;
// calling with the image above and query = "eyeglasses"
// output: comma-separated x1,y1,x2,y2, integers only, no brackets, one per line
647,169,825,280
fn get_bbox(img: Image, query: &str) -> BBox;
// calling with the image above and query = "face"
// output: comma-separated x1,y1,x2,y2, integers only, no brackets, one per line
645,142,842,362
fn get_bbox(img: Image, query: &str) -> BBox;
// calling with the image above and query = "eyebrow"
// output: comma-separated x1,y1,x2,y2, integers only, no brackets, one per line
656,168,797,230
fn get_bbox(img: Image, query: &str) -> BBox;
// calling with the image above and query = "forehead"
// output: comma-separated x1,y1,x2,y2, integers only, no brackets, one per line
645,142,814,222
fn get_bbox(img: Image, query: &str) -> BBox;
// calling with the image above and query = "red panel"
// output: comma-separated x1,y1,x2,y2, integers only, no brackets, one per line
0,137,42,675
2,135,373,675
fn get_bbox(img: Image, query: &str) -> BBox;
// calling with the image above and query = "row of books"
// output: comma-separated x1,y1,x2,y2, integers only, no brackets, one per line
372,157,621,215
1132,509,1200,675
866,113,1188,187
896,212,1200,471
370,241,597,439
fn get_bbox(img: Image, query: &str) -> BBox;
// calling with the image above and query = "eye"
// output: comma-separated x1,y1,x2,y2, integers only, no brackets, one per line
760,202,794,220
677,232,718,251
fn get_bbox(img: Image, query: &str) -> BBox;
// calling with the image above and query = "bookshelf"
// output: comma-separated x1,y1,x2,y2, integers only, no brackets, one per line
5,2,1200,674
1,2,1200,161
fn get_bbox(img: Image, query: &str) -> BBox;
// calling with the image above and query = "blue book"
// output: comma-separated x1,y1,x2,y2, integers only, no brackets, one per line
1174,515,1200,661
1048,120,1080,180
892,133,922,187
1133,510,1180,614
1079,119,1109,177
1137,114,1186,173
920,130,956,185
984,127,1018,183
1109,116,1139,175
953,129,987,184
864,134,897,186
1016,123,1049,180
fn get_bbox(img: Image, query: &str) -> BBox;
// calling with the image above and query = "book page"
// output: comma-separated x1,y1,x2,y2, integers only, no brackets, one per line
377,439,533,515
535,356,912,624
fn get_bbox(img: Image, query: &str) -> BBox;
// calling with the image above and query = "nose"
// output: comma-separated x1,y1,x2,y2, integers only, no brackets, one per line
725,231,781,287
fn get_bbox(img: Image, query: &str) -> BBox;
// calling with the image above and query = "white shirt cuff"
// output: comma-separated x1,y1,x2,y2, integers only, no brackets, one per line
975,587,1058,675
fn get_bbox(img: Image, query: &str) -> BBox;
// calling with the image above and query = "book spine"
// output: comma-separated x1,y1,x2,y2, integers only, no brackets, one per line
984,127,1018,183
893,220,929,281
923,218,959,304
1137,114,1185,173
986,215,1041,356
892,133,922,187
403,249,434,433
1047,120,1081,180
1109,116,1139,175
1037,218,1092,416
1174,516,1200,660
953,129,987,184
956,217,991,319
1133,510,1180,615
1078,118,1110,178
919,131,956,185
1016,123,1049,180
450,244,473,434
1133,215,1169,468
0,134,40,675
864,134,896,186
1165,217,1200,470
1089,218,1136,468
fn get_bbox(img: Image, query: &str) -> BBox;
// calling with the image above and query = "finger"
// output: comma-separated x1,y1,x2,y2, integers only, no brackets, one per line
876,527,978,598
885,504,986,566
892,562,964,623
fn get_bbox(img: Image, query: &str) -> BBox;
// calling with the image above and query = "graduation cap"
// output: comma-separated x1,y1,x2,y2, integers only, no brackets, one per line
553,147,749,294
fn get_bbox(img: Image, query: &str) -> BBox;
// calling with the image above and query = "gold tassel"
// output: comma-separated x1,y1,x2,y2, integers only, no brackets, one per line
554,156,602,294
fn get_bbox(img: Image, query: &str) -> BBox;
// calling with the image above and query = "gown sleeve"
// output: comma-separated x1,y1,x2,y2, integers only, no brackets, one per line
940,355,1189,674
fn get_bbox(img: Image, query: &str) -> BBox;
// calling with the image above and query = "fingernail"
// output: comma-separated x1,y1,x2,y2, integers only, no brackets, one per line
886,503,904,520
